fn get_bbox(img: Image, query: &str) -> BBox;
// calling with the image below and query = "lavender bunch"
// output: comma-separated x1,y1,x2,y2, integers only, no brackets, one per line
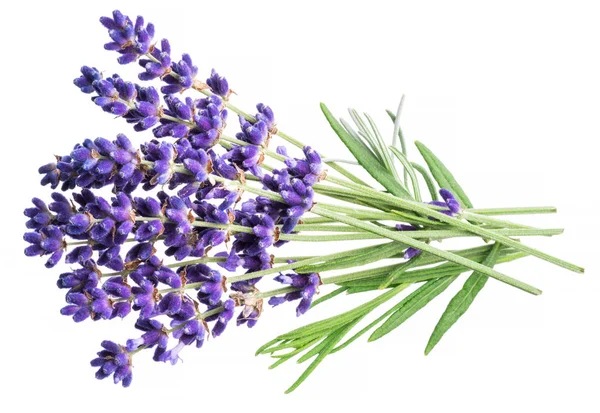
24,9,583,393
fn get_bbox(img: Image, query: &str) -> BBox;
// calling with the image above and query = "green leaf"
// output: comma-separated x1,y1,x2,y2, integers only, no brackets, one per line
345,111,384,163
387,105,409,186
330,287,410,354
340,251,527,292
277,285,406,340
364,112,400,180
321,103,413,199
411,162,439,201
284,320,358,393
414,141,473,208
424,242,501,355
389,146,422,201
297,241,405,273
386,108,407,149
369,276,459,342
378,253,425,290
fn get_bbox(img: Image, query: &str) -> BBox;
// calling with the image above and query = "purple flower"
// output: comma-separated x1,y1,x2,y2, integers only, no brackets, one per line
236,116,269,146
131,271,159,319
125,242,155,263
256,103,277,133
403,247,422,260
233,212,278,256
103,276,132,299
395,224,423,260
427,189,461,218
74,66,103,93
57,260,99,293
135,220,164,242
38,162,62,189
185,264,225,306
97,246,124,271
130,86,162,131
139,39,171,80
182,149,211,182
90,340,133,387
210,299,235,337
217,250,273,284
439,188,461,214
222,144,263,171
23,225,65,268
188,96,227,150
268,272,321,316
210,150,241,180
91,78,131,116
206,69,230,98
277,145,325,186
126,319,169,361
24,198,52,230
60,292,92,322
162,54,198,94
171,318,206,349
65,246,94,264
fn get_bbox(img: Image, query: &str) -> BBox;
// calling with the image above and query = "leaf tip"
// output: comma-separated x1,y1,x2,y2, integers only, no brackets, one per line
367,333,379,343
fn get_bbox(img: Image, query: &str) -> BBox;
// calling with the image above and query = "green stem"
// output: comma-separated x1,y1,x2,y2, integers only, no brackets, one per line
462,212,533,229
466,206,557,215
226,242,396,283
311,204,542,295
320,177,583,274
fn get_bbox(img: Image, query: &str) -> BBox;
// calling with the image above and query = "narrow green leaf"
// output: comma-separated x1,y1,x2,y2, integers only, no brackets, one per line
285,321,358,394
268,338,322,369
414,141,473,208
411,162,439,201
424,243,501,355
278,285,406,340
347,110,384,162
321,103,413,199
386,107,408,158
387,104,409,186
389,146,422,201
296,337,332,364
364,112,400,180
341,251,527,292
378,254,425,290
265,333,324,355
331,286,411,353
297,241,405,273
324,244,517,287
256,338,281,356
369,276,459,342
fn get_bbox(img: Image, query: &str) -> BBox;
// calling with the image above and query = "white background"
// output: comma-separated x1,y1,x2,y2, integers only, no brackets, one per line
2,1,599,412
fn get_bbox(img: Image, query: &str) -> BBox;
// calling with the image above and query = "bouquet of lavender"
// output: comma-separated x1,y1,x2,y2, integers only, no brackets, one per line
23,9,584,393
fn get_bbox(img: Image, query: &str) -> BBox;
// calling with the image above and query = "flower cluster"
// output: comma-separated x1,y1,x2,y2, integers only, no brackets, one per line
24,9,328,388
